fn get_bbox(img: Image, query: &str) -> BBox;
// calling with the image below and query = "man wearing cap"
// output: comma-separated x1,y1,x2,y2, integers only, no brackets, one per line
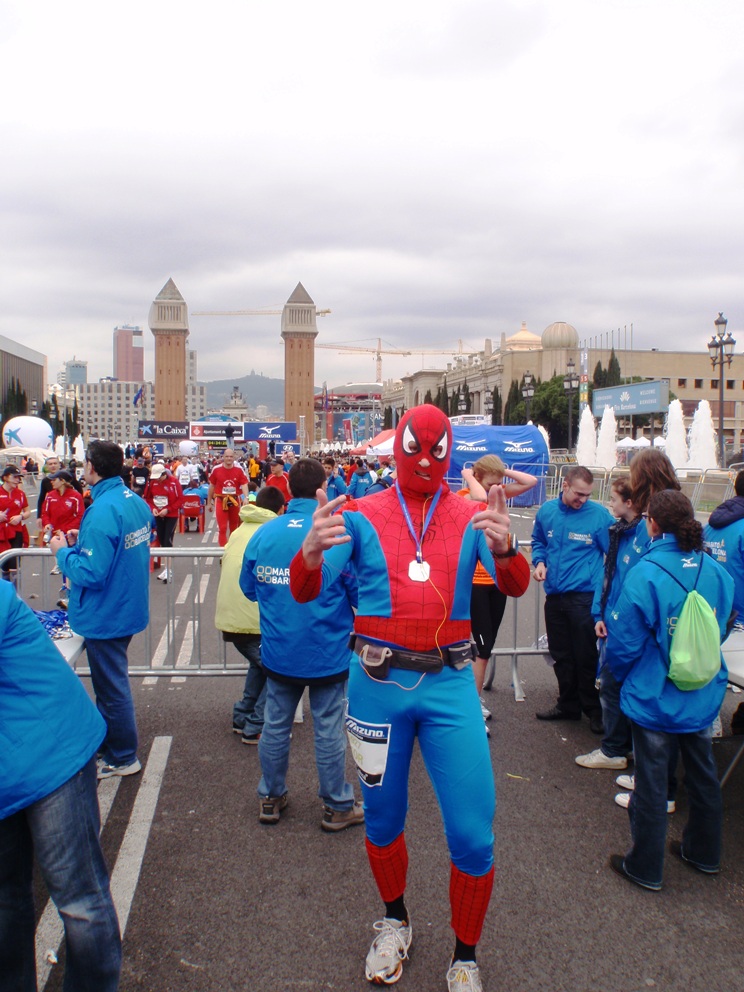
50,440,153,779
143,463,184,582
207,449,248,546
129,457,150,497
0,466,32,581
265,459,290,502
41,470,85,583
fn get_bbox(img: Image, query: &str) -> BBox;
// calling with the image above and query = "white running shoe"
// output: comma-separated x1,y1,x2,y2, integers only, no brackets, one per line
447,959,483,991
97,758,142,780
157,567,168,581
479,697,492,721
615,773,635,791
365,917,412,985
575,748,627,770
614,791,675,813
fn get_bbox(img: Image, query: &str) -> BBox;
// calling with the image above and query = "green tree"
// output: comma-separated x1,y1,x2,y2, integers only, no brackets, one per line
462,378,471,413
593,361,606,387
503,380,522,425
492,386,502,425
441,378,449,416
383,406,393,430
606,348,622,386
50,395,63,439
423,389,433,405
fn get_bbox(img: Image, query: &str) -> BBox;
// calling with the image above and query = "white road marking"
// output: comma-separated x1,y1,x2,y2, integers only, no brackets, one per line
176,573,192,604
35,776,122,987
108,736,172,936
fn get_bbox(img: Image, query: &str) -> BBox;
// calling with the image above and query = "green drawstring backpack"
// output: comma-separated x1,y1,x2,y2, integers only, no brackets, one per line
653,556,722,691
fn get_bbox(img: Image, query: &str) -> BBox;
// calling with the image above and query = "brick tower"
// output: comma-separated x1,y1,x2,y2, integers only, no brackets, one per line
281,282,318,444
149,278,189,421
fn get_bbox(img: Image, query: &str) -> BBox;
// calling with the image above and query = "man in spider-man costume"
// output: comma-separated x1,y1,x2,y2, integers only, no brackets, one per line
290,404,530,992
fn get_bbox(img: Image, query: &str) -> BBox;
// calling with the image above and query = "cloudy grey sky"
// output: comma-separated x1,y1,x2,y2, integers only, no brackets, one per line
1,0,742,389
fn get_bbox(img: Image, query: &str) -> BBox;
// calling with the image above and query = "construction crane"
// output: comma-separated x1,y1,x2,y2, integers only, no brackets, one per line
316,338,477,382
192,308,332,316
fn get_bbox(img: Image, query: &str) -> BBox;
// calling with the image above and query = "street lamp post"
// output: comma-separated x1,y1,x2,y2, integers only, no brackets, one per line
708,312,736,467
521,371,534,423
563,358,580,451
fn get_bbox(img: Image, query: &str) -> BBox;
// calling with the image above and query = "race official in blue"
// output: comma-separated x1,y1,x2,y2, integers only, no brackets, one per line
703,469,744,618
322,457,348,501
239,457,363,831
606,490,734,891
50,440,153,780
531,465,613,730
0,582,121,991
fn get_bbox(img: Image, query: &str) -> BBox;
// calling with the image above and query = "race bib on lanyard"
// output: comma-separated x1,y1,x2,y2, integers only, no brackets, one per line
345,714,391,787
223,484,236,495
154,495,168,509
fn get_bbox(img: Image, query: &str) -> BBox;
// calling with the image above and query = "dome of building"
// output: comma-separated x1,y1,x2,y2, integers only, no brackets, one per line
542,321,579,349
505,321,542,352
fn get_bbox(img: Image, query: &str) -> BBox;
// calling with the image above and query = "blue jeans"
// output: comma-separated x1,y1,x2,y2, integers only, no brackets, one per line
231,634,267,735
258,678,355,811
598,648,632,758
0,758,121,992
86,636,138,766
623,723,722,888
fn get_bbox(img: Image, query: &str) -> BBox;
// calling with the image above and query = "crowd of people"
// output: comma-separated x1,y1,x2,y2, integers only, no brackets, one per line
1,422,742,991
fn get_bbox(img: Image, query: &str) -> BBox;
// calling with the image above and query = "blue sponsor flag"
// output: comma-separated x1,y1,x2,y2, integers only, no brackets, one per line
133,385,144,407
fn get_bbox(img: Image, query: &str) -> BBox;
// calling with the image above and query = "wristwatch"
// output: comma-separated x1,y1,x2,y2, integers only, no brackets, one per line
492,533,519,559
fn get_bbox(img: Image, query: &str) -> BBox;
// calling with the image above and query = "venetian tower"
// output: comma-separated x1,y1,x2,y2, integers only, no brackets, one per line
281,282,318,439
149,278,189,421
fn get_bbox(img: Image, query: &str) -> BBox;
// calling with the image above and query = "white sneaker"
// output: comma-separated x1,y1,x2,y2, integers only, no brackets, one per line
97,758,142,780
479,697,492,721
365,917,412,984
447,959,483,991
575,748,627,770
614,791,675,813
157,567,168,581
616,773,635,791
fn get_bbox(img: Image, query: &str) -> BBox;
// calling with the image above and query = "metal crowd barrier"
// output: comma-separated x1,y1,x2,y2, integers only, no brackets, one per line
6,545,553,698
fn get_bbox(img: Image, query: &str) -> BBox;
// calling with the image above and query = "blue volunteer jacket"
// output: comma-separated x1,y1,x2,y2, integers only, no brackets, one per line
56,475,153,639
591,517,648,623
0,583,106,818
605,534,733,733
704,514,744,620
239,497,358,681
531,495,613,596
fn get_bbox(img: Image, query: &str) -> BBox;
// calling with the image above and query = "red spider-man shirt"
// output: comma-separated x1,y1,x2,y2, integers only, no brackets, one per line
290,484,528,652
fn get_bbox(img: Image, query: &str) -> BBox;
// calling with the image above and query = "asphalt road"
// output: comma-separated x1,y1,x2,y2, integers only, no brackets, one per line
27,508,744,992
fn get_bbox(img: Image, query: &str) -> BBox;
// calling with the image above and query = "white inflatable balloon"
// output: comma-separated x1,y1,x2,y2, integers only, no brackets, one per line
179,440,199,456
2,416,54,449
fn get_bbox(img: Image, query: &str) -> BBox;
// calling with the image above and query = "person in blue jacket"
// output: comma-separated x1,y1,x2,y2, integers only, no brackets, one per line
240,457,363,832
50,440,153,780
704,469,744,619
0,582,121,990
531,466,613,731
348,458,378,499
576,477,645,770
322,456,348,501
606,489,734,891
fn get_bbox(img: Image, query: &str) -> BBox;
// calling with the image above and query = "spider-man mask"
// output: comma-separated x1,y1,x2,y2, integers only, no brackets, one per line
394,404,452,497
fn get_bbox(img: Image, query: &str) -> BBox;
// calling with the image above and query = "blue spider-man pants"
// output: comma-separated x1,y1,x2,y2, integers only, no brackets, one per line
346,657,495,876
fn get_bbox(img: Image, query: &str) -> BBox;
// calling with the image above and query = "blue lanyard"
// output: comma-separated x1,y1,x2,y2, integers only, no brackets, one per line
394,482,441,564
